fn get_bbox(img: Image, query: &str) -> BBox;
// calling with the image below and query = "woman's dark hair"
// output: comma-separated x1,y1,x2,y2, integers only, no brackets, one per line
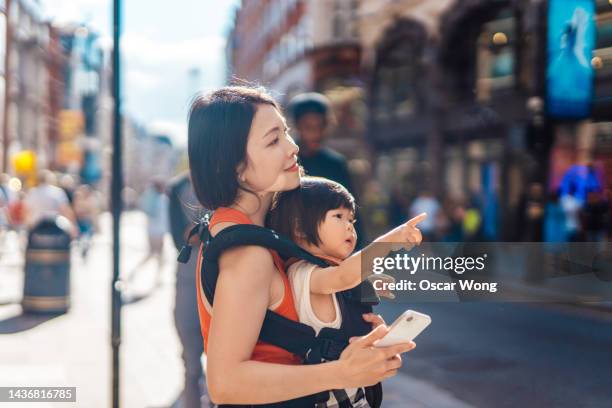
267,176,355,246
188,86,279,210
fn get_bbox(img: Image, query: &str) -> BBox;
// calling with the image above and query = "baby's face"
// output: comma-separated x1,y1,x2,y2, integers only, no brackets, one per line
317,207,357,260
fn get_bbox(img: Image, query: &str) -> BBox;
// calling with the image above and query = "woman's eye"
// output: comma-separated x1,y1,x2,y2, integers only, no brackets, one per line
268,137,279,146
334,214,343,219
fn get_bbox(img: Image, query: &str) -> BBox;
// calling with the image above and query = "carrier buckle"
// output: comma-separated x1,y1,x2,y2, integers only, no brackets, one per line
319,338,346,361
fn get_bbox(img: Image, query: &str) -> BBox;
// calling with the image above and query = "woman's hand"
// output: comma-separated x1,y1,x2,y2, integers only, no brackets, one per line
362,312,387,330
336,325,415,389
348,313,387,343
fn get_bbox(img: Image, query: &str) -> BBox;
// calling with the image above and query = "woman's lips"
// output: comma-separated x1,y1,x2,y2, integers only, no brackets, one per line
285,162,299,172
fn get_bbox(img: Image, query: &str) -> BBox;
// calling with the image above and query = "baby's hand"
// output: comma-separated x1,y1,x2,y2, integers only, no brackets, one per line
375,212,427,250
367,273,396,299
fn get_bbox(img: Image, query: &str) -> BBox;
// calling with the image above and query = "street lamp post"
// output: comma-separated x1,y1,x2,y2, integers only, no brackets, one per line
2,0,12,173
111,0,123,407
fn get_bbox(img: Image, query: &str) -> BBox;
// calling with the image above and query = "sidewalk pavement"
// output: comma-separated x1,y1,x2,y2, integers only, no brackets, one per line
0,212,184,407
0,212,473,408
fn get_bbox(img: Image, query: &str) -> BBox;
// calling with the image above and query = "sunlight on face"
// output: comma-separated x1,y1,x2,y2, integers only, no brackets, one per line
239,104,300,194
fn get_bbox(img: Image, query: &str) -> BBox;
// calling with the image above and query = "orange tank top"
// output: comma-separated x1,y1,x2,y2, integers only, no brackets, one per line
196,207,302,365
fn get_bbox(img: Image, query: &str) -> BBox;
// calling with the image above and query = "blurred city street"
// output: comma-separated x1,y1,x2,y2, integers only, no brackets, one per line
1,212,611,407
375,301,612,408
2,0,612,407
0,212,185,407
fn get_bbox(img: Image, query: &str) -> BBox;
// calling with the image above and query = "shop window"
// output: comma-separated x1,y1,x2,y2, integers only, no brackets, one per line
373,42,421,122
476,8,516,102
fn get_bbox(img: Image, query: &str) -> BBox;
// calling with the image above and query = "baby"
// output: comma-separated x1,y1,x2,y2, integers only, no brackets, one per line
267,176,425,407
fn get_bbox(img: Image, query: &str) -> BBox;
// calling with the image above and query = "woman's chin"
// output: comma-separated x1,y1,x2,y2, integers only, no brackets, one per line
265,173,301,193
285,173,301,190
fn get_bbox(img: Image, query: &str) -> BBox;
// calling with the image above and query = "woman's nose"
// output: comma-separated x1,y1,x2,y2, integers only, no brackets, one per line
286,134,299,156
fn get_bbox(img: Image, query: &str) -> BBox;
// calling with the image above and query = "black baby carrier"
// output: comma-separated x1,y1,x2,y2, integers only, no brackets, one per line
178,213,384,408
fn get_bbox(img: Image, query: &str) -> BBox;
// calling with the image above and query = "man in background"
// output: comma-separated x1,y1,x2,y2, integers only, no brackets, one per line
289,92,365,247
167,171,209,408
25,170,76,236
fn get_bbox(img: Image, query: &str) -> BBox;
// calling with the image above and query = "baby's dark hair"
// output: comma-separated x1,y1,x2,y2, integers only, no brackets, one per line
267,176,355,246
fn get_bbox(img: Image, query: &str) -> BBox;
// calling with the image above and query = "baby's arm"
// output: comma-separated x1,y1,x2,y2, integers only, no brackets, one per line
309,213,427,295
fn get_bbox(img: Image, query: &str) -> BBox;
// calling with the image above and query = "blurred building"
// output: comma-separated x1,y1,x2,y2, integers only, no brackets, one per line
358,0,612,240
227,0,362,101
227,0,372,201
55,23,106,184
47,23,67,171
0,3,6,170
225,0,612,241
3,0,52,171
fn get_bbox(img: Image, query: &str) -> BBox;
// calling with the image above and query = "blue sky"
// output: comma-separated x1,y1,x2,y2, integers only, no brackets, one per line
42,0,241,145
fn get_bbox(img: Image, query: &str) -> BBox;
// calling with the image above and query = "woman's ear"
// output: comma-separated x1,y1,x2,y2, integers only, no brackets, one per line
236,162,247,184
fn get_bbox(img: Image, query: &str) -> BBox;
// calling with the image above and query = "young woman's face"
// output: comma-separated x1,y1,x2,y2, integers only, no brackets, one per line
239,104,300,194
317,207,357,260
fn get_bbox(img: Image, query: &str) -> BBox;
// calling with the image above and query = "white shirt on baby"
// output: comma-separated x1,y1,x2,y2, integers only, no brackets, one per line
288,259,366,407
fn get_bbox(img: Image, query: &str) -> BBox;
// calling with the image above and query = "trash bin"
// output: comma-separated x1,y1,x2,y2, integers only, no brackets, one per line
22,218,72,313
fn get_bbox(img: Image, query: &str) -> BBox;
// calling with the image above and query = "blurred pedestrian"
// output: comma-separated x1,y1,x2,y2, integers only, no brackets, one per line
516,182,545,241
0,174,12,207
59,174,77,205
128,179,169,286
167,172,209,408
544,189,566,243
560,185,582,241
409,189,440,241
288,92,366,247
388,186,408,226
73,184,101,258
0,174,11,252
8,191,27,229
24,170,77,237
606,184,612,241
581,190,608,243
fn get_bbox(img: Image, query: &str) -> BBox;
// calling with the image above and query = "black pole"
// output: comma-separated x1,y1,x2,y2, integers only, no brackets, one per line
111,0,123,407
2,0,12,172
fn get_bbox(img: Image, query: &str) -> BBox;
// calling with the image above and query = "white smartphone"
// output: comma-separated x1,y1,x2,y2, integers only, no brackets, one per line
374,310,431,348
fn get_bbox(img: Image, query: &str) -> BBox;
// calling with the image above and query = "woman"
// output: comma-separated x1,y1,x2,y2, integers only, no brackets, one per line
188,86,416,406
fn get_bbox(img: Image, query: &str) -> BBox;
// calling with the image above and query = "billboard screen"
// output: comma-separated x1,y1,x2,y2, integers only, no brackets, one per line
546,0,596,119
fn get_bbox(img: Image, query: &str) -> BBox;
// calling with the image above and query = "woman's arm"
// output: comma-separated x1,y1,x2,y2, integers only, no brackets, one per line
206,245,340,403
309,213,427,295
205,245,413,404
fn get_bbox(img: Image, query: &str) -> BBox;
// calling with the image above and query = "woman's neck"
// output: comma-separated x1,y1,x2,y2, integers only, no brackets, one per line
230,191,274,226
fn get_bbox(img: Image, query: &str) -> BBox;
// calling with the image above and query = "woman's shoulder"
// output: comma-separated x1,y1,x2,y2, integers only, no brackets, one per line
213,224,276,271
211,222,274,253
